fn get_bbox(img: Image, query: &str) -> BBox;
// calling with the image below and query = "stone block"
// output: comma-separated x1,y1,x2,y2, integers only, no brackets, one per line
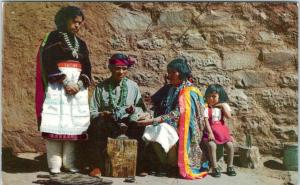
182,31,207,49
109,9,152,31
279,73,298,89
261,50,296,69
137,37,166,50
238,146,261,168
237,115,287,155
110,34,129,50
232,70,277,88
272,114,297,126
240,4,267,22
239,115,271,136
227,89,250,112
196,10,247,33
166,29,184,41
256,31,284,45
141,53,167,72
223,51,258,70
255,88,297,114
223,32,246,44
271,125,298,141
194,73,232,87
197,10,232,27
180,50,222,69
3,132,45,153
130,72,161,86
158,10,193,27
211,32,246,45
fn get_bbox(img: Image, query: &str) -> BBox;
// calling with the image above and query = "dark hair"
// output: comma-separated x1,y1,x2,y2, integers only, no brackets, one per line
204,84,229,103
55,6,84,31
109,53,128,61
167,57,191,80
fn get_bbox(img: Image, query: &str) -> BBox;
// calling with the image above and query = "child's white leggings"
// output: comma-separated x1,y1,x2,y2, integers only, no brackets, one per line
46,140,76,173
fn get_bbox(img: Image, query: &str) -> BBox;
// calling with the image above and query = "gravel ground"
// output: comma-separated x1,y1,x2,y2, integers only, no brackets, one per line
2,153,298,185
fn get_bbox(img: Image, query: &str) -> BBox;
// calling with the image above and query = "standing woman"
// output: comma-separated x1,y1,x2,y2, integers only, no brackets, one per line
137,58,208,179
35,6,91,174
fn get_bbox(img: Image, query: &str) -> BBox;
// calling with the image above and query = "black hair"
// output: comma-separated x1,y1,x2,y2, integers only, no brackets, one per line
109,53,128,61
55,6,84,32
204,84,229,103
167,57,192,80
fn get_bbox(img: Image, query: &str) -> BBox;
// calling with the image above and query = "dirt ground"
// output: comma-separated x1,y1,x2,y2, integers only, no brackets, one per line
2,150,298,185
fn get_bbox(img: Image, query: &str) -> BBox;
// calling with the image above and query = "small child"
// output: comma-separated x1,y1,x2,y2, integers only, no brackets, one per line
203,84,236,177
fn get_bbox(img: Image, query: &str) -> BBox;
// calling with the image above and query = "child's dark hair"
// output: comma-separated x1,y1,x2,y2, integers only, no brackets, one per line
204,84,229,103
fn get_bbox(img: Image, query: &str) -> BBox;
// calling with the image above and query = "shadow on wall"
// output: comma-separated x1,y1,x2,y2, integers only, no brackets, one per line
2,147,48,173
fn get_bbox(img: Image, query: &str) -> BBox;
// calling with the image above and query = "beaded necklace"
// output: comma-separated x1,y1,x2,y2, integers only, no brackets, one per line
165,81,190,113
108,77,128,110
60,32,79,59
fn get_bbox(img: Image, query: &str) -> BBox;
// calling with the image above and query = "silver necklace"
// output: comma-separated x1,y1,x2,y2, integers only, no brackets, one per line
60,32,79,59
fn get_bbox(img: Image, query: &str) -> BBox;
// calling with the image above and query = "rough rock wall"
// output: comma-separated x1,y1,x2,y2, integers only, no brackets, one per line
3,2,298,155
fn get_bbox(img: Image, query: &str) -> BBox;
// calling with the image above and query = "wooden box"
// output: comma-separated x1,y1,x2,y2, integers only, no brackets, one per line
105,137,138,177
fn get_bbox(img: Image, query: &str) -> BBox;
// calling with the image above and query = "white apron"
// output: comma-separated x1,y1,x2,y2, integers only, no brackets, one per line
142,123,179,153
40,61,90,135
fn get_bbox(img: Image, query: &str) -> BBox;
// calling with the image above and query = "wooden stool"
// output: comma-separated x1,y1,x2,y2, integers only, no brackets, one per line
105,137,138,177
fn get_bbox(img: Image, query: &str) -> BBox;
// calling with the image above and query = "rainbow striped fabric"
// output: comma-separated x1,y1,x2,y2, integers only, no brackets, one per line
177,86,208,179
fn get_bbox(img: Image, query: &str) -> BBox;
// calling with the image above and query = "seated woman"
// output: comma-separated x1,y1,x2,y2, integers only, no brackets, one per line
137,57,208,180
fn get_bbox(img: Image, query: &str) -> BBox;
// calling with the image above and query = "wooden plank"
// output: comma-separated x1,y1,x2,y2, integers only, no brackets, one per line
105,138,138,177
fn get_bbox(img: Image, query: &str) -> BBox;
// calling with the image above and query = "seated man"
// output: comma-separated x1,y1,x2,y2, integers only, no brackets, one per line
87,53,147,176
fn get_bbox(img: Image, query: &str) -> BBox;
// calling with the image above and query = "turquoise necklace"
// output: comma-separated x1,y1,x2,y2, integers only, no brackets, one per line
165,85,181,113
165,81,190,113
108,77,128,110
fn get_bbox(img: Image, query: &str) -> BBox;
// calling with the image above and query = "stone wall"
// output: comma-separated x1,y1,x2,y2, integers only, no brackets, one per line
3,2,298,155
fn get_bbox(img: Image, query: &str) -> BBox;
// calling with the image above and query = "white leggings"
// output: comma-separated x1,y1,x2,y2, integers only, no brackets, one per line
46,140,76,173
